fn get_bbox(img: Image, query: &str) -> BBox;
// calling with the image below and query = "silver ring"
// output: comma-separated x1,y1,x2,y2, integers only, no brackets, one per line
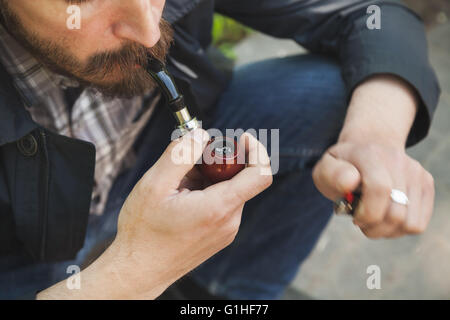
391,189,409,206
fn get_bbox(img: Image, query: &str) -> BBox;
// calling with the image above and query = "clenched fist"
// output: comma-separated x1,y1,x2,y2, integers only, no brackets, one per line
313,141,435,239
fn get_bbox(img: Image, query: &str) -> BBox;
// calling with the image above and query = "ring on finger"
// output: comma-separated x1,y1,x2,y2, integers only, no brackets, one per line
390,189,409,206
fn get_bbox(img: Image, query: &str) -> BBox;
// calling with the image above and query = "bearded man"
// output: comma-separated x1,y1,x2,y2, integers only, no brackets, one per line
0,1,440,299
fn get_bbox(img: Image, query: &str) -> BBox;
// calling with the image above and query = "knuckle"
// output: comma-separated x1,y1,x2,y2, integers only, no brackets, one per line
360,213,384,225
361,228,382,239
371,181,392,199
392,149,404,160
409,159,423,173
395,149,407,162
260,172,273,189
356,204,386,225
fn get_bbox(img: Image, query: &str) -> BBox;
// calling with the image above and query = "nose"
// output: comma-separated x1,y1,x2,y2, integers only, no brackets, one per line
112,0,161,48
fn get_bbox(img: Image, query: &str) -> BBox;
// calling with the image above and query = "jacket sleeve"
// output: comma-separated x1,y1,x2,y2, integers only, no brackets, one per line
215,0,441,147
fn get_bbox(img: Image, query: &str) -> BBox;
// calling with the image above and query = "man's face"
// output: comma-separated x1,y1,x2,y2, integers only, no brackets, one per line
0,0,173,98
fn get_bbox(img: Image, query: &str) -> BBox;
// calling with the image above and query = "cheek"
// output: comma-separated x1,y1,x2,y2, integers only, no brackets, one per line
11,1,121,63
61,19,117,63
11,1,68,34
66,7,124,62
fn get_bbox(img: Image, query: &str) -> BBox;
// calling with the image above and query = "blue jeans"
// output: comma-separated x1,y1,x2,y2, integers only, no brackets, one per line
1,54,348,299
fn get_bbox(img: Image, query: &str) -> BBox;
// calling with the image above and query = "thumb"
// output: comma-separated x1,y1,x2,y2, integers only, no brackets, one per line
145,128,210,191
312,151,361,201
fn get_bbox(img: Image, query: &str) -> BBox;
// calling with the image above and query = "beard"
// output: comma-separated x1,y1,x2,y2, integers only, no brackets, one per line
0,3,173,98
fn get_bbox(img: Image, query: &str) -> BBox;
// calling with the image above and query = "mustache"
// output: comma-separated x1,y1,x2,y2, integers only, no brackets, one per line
81,19,173,80
83,42,148,79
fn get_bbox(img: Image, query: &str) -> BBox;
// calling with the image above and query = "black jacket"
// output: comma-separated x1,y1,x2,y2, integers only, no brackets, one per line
0,0,440,292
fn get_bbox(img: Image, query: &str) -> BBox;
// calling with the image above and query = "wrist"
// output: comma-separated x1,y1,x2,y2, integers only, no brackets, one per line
338,124,407,148
37,239,172,299
339,74,419,148
94,238,174,299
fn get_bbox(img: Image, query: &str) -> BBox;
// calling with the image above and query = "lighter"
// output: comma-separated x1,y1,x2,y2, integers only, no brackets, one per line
333,191,362,216
145,58,245,183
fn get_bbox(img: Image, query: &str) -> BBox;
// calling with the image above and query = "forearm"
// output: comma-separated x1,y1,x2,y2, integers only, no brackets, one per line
339,74,419,148
36,241,170,300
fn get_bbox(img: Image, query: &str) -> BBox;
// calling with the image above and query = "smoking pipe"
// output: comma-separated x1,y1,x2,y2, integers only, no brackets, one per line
145,57,245,183
145,58,199,135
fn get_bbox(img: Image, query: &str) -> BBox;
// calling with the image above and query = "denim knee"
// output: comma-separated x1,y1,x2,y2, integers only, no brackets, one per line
212,54,349,175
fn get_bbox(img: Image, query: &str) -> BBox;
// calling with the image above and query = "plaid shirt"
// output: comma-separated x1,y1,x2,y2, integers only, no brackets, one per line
0,25,161,215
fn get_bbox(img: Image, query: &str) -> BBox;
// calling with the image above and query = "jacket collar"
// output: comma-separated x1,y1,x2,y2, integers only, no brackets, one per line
163,0,204,23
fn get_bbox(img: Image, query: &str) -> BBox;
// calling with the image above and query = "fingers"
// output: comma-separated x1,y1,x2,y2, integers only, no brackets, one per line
359,197,408,239
400,168,434,234
333,145,393,226
419,172,435,230
313,151,361,201
202,133,273,211
144,129,210,192
356,165,408,236
317,143,435,239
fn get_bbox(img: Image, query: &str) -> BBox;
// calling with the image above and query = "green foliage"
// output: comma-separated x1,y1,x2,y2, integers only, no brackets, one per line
212,14,252,60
